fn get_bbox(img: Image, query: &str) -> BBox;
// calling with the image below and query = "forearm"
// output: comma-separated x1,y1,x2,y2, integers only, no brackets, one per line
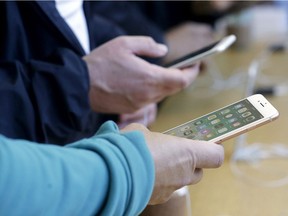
0,121,154,216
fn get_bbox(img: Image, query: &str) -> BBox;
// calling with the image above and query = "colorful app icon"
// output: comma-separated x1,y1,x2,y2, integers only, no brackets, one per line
180,125,190,132
238,107,248,113
246,116,256,121
206,133,214,139
197,124,207,130
225,113,233,118
228,118,237,123
184,130,193,136
211,119,221,125
200,129,210,135
194,120,203,126
208,114,217,120
234,103,244,109
214,123,225,129
218,127,228,133
221,109,230,115
242,112,252,118
232,122,241,127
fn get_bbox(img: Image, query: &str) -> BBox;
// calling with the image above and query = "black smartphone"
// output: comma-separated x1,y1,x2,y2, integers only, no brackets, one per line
164,34,236,69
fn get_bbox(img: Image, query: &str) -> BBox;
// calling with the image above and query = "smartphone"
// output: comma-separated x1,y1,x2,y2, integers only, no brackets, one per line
163,94,279,143
164,34,236,69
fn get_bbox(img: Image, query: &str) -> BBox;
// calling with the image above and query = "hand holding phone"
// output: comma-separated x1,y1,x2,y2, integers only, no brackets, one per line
164,94,279,143
164,34,236,69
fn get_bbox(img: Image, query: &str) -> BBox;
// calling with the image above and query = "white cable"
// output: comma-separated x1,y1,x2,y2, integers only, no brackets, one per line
229,47,288,188
230,143,288,187
185,187,193,216
173,186,192,216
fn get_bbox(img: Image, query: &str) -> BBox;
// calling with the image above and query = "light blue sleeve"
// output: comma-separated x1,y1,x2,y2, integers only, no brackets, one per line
0,121,154,216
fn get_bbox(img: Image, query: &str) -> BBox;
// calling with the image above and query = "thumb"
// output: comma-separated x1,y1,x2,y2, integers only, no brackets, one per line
186,140,224,169
124,36,168,58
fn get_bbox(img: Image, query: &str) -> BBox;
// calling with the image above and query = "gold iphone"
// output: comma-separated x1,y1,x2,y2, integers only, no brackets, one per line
164,94,279,143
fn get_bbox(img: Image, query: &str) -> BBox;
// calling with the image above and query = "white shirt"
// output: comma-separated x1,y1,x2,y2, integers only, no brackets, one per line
55,0,90,53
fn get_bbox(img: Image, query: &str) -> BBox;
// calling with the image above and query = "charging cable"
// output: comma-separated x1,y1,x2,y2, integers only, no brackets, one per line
230,49,288,188
254,84,288,97
230,142,288,188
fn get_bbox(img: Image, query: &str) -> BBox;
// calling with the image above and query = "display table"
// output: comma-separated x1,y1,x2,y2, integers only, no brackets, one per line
149,41,288,216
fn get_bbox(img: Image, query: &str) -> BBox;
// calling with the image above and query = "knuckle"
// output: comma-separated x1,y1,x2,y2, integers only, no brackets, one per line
136,88,156,103
216,150,225,167
192,169,203,184
126,96,145,112
179,78,189,89
144,36,156,48
210,145,225,168
114,36,129,46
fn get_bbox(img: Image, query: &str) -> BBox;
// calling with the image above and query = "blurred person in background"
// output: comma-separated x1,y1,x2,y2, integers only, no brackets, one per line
0,1,200,144
133,1,267,62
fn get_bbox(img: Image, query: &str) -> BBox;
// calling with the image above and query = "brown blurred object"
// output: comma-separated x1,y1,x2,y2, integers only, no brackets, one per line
162,21,214,73
225,10,253,50
163,21,214,65
190,1,271,16
226,22,252,50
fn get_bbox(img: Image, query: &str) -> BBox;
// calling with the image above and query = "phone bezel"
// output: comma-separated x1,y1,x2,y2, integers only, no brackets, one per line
163,94,279,143
164,34,236,69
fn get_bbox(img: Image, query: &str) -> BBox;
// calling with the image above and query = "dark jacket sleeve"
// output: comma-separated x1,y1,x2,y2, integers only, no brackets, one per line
0,2,118,144
88,1,166,50
0,48,107,144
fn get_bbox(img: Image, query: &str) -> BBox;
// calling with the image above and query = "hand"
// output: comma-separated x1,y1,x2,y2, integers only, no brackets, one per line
210,0,234,11
121,123,224,205
83,36,200,114
163,22,214,64
117,103,157,129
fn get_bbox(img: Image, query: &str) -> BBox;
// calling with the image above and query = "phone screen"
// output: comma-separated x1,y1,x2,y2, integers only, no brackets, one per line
164,41,219,68
164,99,264,141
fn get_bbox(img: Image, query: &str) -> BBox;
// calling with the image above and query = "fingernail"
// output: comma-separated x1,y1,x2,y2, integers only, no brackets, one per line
157,44,168,54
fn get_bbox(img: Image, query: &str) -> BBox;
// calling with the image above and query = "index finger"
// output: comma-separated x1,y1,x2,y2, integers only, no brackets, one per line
149,63,200,92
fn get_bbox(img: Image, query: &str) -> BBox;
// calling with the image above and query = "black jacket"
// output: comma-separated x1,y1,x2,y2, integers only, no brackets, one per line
0,1,129,144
